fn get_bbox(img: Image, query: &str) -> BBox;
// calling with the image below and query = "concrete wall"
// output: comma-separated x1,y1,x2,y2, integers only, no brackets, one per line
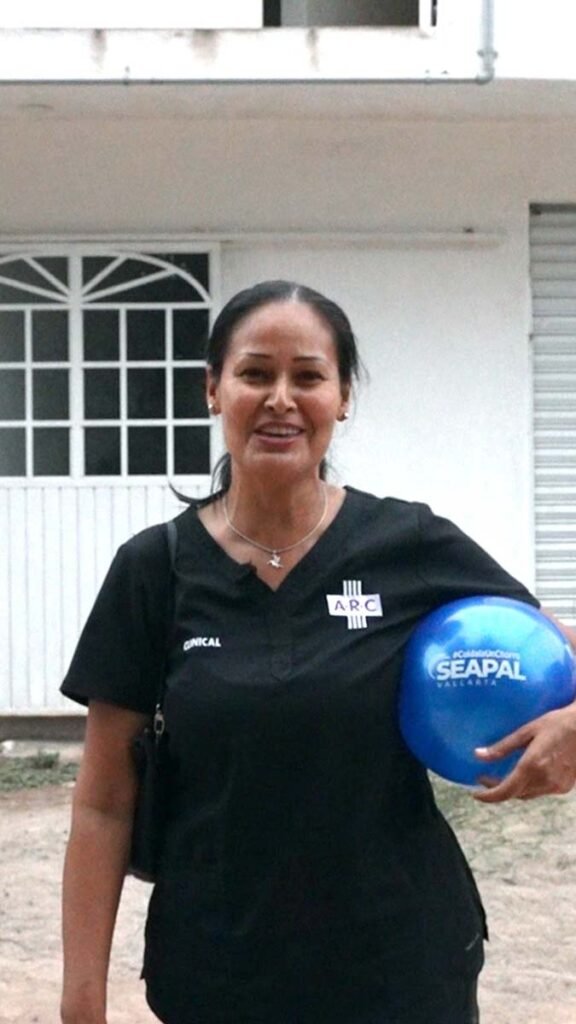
2,116,576,587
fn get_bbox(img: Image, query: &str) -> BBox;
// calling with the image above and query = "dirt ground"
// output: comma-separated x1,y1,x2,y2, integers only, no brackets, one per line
1,780,576,1024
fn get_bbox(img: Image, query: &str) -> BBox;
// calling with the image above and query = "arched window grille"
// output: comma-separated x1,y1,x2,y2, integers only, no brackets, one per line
0,248,215,480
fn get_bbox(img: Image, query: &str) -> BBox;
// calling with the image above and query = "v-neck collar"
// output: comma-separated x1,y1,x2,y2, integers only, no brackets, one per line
186,486,362,598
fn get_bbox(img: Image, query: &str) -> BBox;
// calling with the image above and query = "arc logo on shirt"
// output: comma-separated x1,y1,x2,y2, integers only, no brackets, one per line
326,580,383,630
183,636,222,651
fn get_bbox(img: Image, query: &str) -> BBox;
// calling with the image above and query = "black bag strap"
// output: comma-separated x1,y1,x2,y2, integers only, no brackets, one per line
152,518,178,738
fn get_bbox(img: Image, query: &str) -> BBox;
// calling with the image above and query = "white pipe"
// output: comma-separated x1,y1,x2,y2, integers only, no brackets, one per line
477,0,496,84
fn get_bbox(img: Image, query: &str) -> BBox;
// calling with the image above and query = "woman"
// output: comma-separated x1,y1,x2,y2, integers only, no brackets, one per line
61,280,576,1024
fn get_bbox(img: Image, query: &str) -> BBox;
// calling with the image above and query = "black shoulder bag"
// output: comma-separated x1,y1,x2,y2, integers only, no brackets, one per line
128,519,177,883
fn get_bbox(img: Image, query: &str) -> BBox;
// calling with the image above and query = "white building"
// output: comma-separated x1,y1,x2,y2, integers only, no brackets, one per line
0,0,575,722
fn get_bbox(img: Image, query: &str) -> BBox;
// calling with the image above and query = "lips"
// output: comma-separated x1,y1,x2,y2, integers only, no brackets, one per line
254,423,304,438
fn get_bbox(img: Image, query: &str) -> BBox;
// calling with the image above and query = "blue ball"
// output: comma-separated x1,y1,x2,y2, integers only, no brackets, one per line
399,596,576,785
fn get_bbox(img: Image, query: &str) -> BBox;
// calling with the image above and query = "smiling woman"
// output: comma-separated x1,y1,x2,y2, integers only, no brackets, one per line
209,301,347,473
201,289,352,582
191,279,359,585
60,280,576,1024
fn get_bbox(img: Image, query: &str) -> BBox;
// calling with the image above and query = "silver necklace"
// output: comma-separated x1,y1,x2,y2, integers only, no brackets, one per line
222,484,328,569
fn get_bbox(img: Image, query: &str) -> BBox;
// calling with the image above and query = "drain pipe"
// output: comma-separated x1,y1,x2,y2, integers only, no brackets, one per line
476,0,496,84
420,0,496,86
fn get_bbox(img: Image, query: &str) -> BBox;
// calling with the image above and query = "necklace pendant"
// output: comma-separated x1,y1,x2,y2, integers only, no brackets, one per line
268,552,283,569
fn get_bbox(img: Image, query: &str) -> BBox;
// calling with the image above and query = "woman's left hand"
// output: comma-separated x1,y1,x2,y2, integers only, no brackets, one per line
472,702,576,802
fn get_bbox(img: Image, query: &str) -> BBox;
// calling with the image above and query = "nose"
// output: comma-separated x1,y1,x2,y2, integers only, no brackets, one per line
265,375,296,413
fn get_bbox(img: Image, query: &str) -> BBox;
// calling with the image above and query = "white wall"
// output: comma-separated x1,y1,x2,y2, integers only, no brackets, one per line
220,234,535,584
496,0,576,80
0,0,262,29
2,116,576,586
5,1,576,83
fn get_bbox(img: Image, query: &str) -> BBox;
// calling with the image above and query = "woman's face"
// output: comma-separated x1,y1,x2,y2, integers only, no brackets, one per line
207,301,349,485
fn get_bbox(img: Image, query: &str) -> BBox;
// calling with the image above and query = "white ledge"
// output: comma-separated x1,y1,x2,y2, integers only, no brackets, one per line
0,26,487,83
0,229,506,249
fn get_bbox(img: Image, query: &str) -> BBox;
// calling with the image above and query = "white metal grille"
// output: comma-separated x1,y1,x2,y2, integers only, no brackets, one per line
530,207,576,625
0,243,218,712
0,247,216,481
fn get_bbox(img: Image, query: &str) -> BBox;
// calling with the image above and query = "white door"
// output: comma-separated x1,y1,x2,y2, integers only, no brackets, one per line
0,244,219,712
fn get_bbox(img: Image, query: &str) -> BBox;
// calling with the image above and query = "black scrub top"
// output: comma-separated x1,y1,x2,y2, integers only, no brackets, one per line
62,487,539,1024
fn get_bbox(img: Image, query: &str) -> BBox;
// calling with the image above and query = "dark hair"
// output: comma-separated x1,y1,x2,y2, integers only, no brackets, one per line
172,280,361,503
206,280,361,494
208,279,360,386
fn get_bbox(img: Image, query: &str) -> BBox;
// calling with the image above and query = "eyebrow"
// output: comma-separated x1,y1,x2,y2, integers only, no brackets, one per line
239,352,328,362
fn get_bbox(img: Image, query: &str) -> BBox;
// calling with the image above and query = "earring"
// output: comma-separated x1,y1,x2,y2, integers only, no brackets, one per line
208,402,215,414
340,410,350,421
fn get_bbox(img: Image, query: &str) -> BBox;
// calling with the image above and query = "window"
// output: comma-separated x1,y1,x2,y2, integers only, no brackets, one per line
0,249,214,479
263,0,426,28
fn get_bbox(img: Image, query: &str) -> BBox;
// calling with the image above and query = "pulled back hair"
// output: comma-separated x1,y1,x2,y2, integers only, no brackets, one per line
208,280,360,387
207,281,361,495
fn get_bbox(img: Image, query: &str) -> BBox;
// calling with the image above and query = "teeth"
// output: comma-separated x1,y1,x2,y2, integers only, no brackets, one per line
260,428,300,436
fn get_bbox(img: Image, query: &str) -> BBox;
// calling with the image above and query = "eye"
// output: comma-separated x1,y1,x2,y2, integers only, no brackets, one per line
239,366,268,380
297,370,324,384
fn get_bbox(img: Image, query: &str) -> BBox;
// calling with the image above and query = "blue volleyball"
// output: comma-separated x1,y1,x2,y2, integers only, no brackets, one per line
399,596,576,786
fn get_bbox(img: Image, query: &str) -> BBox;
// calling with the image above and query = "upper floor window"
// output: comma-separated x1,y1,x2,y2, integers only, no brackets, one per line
263,0,429,28
0,248,215,481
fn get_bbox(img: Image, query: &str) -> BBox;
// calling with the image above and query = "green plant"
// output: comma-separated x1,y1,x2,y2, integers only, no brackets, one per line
0,753,78,792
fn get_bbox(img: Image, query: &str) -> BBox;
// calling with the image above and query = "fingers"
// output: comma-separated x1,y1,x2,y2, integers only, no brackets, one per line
470,729,531,801
472,753,576,802
474,722,535,764
466,706,576,803
474,779,572,802
472,770,525,803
